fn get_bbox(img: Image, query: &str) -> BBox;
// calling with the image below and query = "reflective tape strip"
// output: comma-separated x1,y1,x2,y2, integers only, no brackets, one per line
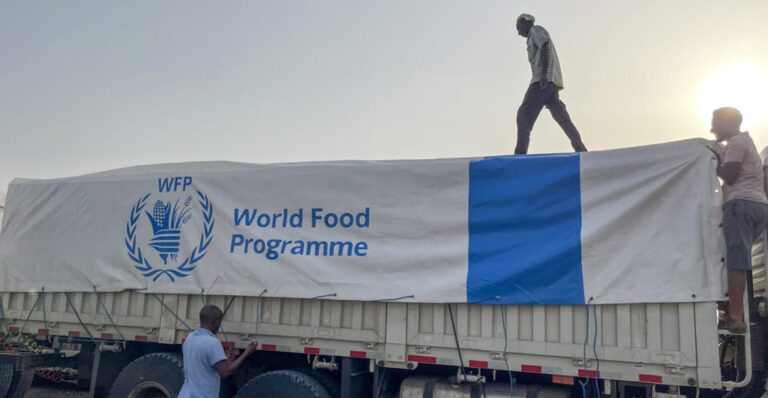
261,344,277,351
469,360,488,369
304,347,320,355
68,331,80,337
522,365,542,373
639,374,662,383
553,375,575,385
350,351,367,359
37,329,48,335
408,355,437,364
578,369,600,378
101,333,113,339
134,335,148,342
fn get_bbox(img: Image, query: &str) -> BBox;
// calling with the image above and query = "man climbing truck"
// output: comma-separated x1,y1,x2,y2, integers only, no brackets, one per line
0,140,766,397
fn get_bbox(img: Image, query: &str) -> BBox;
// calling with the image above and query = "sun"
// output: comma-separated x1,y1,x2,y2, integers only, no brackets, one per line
698,64,768,129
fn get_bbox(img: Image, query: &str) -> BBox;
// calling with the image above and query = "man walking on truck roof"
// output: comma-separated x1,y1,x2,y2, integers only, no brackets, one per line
709,107,768,334
514,14,587,155
179,305,258,398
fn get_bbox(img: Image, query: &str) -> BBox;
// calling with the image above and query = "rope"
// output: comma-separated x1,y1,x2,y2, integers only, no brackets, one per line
19,289,43,335
222,296,236,317
255,289,267,335
63,293,93,338
500,305,514,397
446,304,466,379
41,287,47,338
578,298,598,398
150,293,193,331
311,293,337,299
0,291,11,336
372,295,414,302
93,286,126,341
592,304,600,398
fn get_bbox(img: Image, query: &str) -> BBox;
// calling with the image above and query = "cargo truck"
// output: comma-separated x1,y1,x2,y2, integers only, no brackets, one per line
0,140,764,398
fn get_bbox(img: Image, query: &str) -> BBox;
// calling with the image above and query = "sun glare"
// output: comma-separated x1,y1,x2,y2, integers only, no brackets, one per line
698,64,768,130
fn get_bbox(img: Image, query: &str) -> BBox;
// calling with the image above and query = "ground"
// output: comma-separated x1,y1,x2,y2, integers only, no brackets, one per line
25,385,88,397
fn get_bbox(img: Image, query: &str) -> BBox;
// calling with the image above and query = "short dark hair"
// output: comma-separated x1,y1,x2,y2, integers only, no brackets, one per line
200,305,223,326
713,107,743,128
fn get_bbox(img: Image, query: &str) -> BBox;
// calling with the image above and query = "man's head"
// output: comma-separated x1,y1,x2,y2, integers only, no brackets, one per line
199,305,224,334
711,107,743,142
516,14,535,37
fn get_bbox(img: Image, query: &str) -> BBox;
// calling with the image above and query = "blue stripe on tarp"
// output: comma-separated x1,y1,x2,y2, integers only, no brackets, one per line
467,154,585,305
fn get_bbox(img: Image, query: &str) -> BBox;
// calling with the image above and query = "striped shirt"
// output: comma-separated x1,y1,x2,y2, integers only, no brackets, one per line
526,25,563,88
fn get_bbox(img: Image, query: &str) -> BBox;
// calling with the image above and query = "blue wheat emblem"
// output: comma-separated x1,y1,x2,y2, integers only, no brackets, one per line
145,197,193,264
125,191,214,282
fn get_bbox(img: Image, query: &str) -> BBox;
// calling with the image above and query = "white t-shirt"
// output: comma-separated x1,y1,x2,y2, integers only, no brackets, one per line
526,25,564,88
178,328,228,398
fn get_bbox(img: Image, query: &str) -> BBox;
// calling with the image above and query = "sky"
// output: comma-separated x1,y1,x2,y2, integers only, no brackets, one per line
2,1,768,193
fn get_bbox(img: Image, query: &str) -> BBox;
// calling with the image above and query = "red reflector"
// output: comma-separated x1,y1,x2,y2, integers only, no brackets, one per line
37,329,48,335
304,347,320,355
639,374,662,383
222,342,235,349
9,327,19,333
350,351,367,359
135,335,148,342
68,331,80,337
578,369,600,378
553,375,575,385
261,344,276,351
522,365,542,373
101,333,113,339
469,360,488,369
408,355,437,364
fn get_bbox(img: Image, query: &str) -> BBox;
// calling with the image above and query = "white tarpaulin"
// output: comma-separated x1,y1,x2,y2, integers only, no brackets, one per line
0,139,725,304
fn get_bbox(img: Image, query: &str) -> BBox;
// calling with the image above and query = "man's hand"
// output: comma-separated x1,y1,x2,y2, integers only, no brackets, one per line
244,341,258,355
215,341,259,379
707,144,725,164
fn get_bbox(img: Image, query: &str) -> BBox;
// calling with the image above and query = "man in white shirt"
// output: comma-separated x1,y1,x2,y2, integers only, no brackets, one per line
514,14,587,155
179,305,258,397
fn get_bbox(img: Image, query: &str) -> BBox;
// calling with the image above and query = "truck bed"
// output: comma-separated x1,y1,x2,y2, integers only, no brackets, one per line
0,291,724,389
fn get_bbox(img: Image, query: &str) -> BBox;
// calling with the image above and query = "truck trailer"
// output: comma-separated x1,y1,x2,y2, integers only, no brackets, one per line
0,139,763,398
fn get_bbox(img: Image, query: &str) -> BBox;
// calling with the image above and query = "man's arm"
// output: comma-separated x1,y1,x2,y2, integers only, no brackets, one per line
539,42,550,88
718,162,742,185
718,138,746,185
214,342,258,378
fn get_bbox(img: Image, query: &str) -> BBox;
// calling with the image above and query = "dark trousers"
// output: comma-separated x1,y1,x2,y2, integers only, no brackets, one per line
514,82,587,154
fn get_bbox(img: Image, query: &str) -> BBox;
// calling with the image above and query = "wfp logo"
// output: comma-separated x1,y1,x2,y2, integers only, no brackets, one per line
125,176,214,282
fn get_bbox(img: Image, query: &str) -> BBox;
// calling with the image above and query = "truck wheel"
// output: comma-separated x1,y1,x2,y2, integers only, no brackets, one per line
4,370,33,398
234,370,331,398
292,368,340,398
108,353,184,398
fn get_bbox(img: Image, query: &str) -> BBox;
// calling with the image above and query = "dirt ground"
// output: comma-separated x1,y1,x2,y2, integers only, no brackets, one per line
25,385,88,397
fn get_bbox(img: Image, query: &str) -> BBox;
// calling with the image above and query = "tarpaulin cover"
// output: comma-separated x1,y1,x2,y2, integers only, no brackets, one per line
0,139,725,304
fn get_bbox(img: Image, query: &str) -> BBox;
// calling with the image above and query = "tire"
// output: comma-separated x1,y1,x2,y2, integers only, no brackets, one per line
234,370,331,398
4,370,33,398
108,353,184,398
292,368,340,398
0,364,13,398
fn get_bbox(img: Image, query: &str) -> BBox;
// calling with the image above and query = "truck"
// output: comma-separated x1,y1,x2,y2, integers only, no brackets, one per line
0,139,764,398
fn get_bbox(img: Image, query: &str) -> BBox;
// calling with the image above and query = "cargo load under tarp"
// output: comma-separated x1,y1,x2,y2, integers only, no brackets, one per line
0,139,725,304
